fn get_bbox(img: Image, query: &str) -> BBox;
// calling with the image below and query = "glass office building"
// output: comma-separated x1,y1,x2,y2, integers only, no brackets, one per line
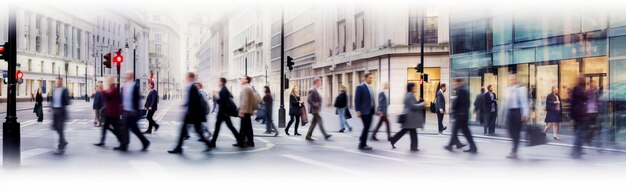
449,7,626,145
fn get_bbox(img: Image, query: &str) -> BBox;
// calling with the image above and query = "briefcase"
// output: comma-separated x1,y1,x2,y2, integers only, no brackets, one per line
526,126,547,147
345,109,352,119
300,105,309,126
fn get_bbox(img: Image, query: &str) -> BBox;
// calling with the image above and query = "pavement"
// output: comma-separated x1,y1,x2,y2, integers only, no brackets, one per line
0,100,624,191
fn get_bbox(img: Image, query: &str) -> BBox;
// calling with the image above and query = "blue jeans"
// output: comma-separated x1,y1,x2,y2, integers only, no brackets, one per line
338,107,352,130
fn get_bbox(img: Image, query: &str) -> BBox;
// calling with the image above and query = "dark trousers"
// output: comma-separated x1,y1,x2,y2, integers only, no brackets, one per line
265,111,277,132
120,111,150,148
358,108,374,148
285,114,300,133
306,113,329,138
211,113,240,146
145,109,159,132
506,109,523,153
239,114,254,145
447,114,477,150
372,115,390,139
175,121,210,149
572,117,589,156
484,111,497,134
437,113,445,133
390,128,418,150
99,116,121,144
52,108,67,148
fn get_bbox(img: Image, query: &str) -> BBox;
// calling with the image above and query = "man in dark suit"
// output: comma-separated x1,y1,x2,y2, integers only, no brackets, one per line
570,76,588,159
169,72,211,154
116,72,150,152
209,78,241,148
355,73,375,150
371,82,390,141
306,77,332,141
52,77,71,154
444,78,477,153
435,83,447,134
92,84,104,126
483,84,497,135
474,88,485,125
143,82,159,134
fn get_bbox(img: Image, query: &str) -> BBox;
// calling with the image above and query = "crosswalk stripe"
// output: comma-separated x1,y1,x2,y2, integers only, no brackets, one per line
282,154,366,175
22,148,51,159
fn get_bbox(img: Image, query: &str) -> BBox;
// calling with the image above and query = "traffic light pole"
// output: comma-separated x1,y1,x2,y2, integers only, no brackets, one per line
419,9,425,101
278,5,286,128
3,6,21,168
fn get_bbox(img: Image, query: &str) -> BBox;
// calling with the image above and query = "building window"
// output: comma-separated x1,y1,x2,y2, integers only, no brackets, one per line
24,12,31,51
27,59,32,72
355,13,365,49
40,61,44,73
155,44,162,55
337,20,347,53
409,8,439,45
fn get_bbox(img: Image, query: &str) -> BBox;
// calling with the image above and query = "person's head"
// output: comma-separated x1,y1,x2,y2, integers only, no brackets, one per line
218,77,227,87
552,86,558,94
487,84,493,92
480,87,485,93
148,82,154,90
441,83,447,92
105,76,115,88
363,73,373,85
589,80,597,89
37,88,41,94
124,71,134,82
509,75,517,86
186,72,196,83
240,75,251,85
339,85,346,92
264,86,271,94
291,86,299,96
55,77,63,88
383,82,389,90
313,77,322,88
195,82,203,90
454,78,465,88
577,75,586,87
407,82,416,93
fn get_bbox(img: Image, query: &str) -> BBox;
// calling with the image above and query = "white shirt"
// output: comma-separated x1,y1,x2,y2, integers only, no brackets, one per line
365,83,374,105
506,84,529,116
122,81,135,111
53,87,64,108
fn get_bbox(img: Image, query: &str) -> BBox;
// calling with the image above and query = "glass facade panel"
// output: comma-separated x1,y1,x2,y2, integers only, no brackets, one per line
492,13,512,46
609,36,626,57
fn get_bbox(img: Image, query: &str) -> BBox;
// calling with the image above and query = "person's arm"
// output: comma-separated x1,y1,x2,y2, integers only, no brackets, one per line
354,86,362,116
407,96,425,111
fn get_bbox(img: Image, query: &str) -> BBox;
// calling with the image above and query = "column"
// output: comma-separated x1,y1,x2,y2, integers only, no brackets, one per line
58,23,65,57
331,72,338,106
29,13,37,53
40,16,48,54
48,18,56,56
68,26,74,59
81,30,86,61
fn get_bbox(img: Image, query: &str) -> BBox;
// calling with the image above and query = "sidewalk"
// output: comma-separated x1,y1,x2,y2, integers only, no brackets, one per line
307,106,626,151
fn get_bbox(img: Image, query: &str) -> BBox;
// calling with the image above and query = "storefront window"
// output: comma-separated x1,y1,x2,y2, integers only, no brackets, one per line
559,59,580,117
536,64,559,126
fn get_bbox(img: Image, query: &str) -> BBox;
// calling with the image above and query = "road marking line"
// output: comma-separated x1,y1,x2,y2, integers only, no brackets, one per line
282,154,366,175
22,148,50,159
380,149,457,160
128,160,168,178
321,146,407,162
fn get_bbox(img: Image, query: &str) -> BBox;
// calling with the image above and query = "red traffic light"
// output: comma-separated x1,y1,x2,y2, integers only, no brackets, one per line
113,53,123,64
16,70,23,79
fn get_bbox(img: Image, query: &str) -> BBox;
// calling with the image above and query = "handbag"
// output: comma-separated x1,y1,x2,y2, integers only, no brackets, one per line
526,125,547,147
430,102,437,113
300,105,309,126
397,113,406,124
345,109,352,119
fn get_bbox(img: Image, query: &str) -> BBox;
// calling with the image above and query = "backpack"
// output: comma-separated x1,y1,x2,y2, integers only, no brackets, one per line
199,96,210,115
251,89,262,111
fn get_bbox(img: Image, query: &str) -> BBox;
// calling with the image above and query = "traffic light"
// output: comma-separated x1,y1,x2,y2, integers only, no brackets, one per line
415,63,423,73
16,70,23,84
103,53,112,68
113,50,123,70
286,56,294,71
0,42,7,62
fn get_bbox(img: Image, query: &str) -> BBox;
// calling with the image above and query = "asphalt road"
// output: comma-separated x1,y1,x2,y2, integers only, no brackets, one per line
0,100,624,191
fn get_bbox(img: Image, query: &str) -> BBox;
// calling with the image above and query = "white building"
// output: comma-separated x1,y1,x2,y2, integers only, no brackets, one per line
147,13,182,99
0,6,149,102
